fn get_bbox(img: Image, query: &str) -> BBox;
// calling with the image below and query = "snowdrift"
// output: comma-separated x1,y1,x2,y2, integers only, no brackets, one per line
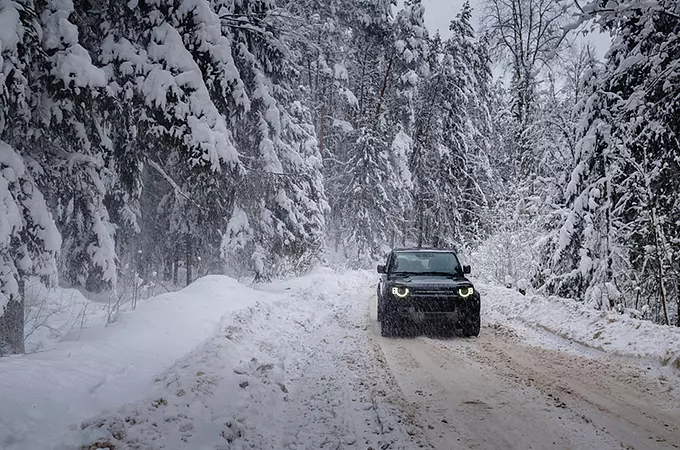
482,283,680,368
0,275,274,450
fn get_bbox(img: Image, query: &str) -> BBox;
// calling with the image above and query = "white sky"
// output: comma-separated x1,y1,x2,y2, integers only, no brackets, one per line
418,0,611,61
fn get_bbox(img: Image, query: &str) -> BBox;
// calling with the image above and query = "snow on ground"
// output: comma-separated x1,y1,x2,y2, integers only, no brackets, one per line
0,276,276,450
22,274,178,354
5,265,680,450
22,280,109,354
1,268,423,450
479,282,680,368
57,268,423,450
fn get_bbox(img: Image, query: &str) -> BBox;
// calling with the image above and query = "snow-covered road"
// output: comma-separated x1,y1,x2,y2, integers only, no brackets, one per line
3,269,680,449
371,294,680,449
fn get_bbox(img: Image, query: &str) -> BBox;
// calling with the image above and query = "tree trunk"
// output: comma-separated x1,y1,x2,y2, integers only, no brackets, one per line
650,207,670,325
318,102,326,154
172,246,179,285
185,234,193,287
0,279,25,356
676,275,680,327
163,254,172,282
417,202,424,248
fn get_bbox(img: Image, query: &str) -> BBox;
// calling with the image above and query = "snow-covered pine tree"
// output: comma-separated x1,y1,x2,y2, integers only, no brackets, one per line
542,63,621,306
550,0,680,324
218,0,328,280
410,6,493,250
0,2,59,354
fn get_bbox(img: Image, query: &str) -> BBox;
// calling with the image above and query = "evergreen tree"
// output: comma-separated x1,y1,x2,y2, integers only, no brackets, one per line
336,125,399,260
410,7,493,249
543,63,620,306
218,0,328,279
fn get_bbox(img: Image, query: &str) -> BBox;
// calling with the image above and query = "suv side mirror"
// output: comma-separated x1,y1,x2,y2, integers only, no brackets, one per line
463,265,471,275
377,264,386,274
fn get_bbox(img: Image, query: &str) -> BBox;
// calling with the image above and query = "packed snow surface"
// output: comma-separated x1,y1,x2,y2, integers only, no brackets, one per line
481,283,680,366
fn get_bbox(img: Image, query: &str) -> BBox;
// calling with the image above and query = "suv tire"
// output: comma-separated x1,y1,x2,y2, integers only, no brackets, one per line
465,313,481,337
381,309,400,337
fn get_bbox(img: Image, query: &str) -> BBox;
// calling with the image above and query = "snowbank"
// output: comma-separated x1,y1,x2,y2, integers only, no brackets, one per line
56,268,410,450
481,283,680,368
0,275,274,450
23,281,109,353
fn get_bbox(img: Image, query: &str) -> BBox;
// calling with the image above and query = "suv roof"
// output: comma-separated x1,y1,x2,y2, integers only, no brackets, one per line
392,247,457,253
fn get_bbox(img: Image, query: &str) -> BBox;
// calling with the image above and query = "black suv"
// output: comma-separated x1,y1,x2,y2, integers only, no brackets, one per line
377,248,480,337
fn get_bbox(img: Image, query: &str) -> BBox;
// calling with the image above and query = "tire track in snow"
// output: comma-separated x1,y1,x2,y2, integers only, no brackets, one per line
370,291,680,450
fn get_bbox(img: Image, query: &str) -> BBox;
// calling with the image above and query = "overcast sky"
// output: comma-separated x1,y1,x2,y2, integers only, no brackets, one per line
418,0,611,61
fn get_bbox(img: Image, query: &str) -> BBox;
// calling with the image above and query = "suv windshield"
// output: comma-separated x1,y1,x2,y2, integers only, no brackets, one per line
390,251,461,275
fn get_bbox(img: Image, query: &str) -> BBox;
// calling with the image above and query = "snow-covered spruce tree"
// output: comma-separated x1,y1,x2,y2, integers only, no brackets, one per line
411,34,464,249
281,0,429,258
603,0,680,326
384,0,429,244
333,0,400,258
335,124,400,260
278,0,356,154
445,2,494,244
410,8,493,250
0,142,61,355
301,0,424,259
549,0,680,324
276,0,361,252
35,0,119,293
605,0,680,324
0,0,119,294
92,0,245,284
391,0,428,130
1,0,120,319
0,1,61,353
218,0,328,280
69,0,327,283
541,63,622,307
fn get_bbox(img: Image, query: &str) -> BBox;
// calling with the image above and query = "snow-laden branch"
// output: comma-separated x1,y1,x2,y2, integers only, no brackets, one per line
145,158,206,211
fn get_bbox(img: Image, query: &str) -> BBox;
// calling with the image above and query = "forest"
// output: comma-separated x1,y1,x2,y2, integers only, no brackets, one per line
1,0,679,355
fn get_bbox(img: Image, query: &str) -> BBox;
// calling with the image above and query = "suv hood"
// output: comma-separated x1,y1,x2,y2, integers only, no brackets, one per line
387,274,472,288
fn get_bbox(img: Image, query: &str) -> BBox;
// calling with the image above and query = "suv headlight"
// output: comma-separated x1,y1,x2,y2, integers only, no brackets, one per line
391,286,410,298
458,287,474,298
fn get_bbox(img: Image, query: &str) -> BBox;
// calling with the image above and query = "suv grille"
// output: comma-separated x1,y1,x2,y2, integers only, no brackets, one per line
410,289,458,298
